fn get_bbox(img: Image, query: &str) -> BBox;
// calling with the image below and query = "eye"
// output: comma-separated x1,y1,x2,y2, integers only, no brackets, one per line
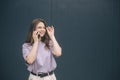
37,26,45,29
43,27,46,29
37,26,42,29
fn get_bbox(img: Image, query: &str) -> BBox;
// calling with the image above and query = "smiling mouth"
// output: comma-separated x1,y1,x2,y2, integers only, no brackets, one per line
40,32,45,35
40,32,45,34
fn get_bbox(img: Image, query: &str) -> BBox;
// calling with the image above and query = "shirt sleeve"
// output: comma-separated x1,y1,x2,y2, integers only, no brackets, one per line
22,43,31,61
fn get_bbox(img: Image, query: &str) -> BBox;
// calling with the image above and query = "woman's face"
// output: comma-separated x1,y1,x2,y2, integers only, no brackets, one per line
35,22,46,37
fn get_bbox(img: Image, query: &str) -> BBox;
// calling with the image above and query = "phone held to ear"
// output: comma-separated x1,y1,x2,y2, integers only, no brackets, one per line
36,32,40,39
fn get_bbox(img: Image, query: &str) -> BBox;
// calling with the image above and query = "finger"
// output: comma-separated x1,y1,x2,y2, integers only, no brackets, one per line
47,26,54,32
46,27,49,31
46,27,49,32
51,26,54,30
51,25,54,28
47,27,51,31
33,31,38,36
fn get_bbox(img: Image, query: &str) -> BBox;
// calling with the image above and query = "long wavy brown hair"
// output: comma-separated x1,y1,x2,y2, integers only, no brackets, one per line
25,18,50,49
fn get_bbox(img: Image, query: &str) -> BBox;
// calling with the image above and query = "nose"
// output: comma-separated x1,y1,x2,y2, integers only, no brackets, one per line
41,28,45,31
40,28,46,32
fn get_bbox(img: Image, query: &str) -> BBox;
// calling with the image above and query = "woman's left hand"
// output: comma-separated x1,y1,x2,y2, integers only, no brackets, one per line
46,26,55,39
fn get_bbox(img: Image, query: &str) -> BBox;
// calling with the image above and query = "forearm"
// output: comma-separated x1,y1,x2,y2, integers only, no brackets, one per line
51,36,62,57
26,42,38,64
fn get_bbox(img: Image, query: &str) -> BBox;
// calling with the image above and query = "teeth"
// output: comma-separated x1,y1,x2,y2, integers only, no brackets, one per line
40,32,44,34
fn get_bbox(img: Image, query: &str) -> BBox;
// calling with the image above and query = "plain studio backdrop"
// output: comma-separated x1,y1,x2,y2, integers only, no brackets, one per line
0,0,120,80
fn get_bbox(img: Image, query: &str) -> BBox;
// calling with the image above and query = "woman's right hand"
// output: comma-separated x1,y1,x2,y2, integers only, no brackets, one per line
32,31,39,42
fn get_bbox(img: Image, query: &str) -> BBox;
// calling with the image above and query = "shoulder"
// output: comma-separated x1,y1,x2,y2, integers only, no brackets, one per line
22,43,31,48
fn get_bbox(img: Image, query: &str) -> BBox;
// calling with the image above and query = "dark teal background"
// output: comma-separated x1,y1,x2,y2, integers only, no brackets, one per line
0,0,120,80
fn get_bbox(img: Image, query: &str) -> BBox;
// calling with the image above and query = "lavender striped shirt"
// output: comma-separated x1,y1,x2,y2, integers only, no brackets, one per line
22,41,57,74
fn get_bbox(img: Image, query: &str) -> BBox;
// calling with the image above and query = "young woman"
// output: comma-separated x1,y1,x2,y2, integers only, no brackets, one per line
22,18,62,80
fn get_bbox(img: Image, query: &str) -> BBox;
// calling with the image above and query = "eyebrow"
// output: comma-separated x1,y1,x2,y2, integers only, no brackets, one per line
37,26,45,28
